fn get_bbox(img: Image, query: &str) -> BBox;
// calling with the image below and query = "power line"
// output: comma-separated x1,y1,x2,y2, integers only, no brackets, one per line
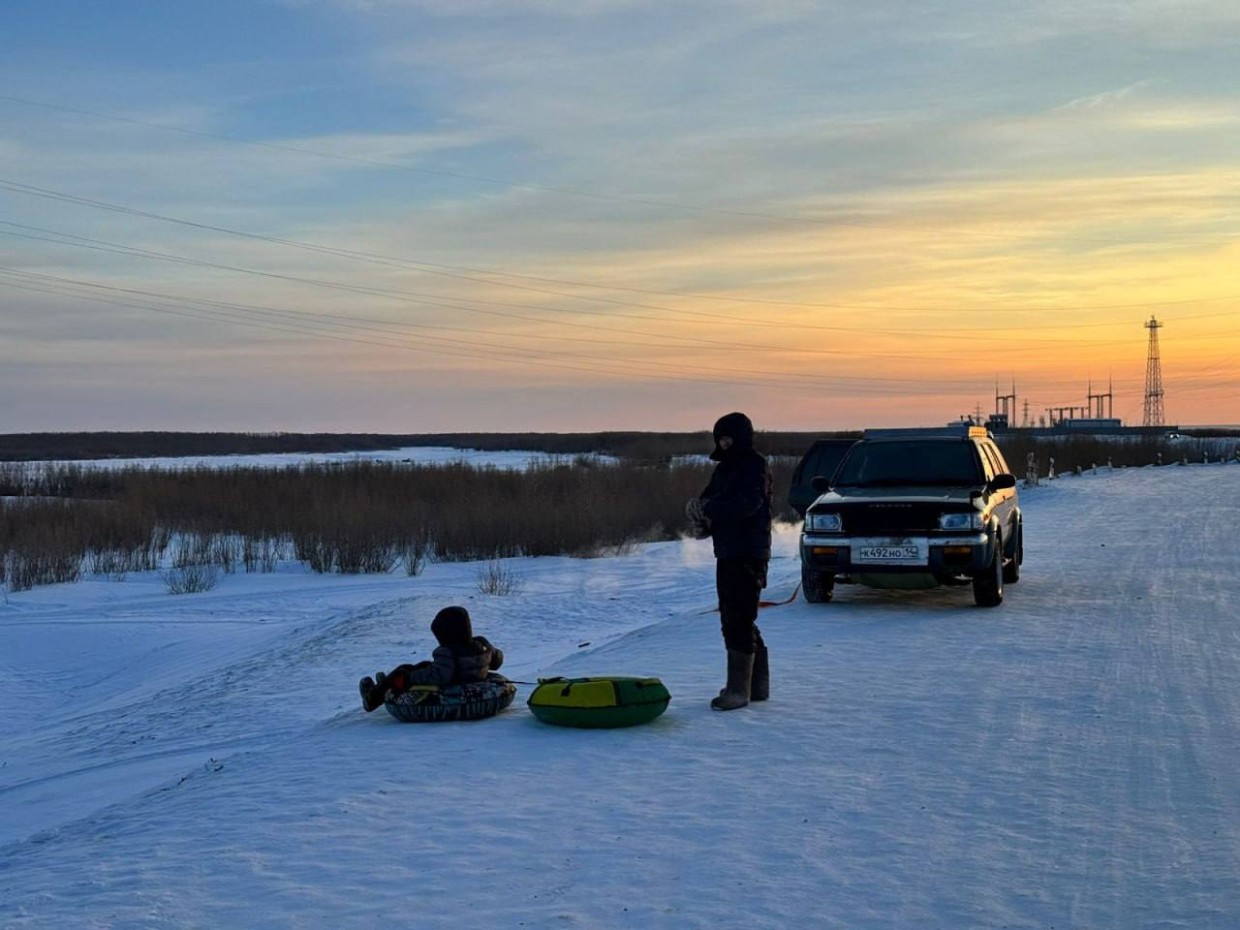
5,210,1234,400
4,179,1238,329
0,272,1004,395
5,92,1230,248
22,267,1237,395
0,257,934,364
10,268,1231,401
0,233,991,363
0,222,1162,355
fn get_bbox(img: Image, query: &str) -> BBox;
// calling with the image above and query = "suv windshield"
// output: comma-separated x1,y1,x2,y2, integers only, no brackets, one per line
834,441,982,487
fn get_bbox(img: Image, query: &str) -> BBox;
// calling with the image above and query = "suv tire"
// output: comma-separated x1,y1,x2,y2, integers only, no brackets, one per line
1002,524,1022,584
973,534,1004,607
802,565,834,603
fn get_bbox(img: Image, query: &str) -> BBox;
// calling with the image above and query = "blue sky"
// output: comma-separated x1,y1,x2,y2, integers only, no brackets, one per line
3,1,1239,432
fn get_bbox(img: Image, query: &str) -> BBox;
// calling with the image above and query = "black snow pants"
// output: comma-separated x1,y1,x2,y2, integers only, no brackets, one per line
716,556,768,655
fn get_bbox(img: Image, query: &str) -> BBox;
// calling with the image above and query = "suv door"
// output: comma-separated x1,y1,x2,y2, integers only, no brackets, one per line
979,440,1018,543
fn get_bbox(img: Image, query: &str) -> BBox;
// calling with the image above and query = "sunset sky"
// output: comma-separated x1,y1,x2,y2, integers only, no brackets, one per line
3,1,1238,432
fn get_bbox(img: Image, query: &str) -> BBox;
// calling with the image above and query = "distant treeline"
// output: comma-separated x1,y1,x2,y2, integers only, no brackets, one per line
993,433,1240,475
3,428,1233,472
0,430,858,462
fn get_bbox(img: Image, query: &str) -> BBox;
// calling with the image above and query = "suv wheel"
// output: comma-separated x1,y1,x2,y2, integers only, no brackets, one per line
802,565,834,603
1002,524,1022,584
972,534,1004,607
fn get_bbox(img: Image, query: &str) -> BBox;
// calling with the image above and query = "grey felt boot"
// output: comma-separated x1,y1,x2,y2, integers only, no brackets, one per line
750,642,769,702
710,650,754,711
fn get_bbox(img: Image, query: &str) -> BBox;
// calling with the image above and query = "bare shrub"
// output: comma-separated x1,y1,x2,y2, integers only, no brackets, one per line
211,536,241,574
604,534,642,557
3,551,83,591
0,500,91,591
88,549,129,581
171,535,215,569
476,561,524,596
333,539,398,574
293,534,334,573
291,525,400,574
242,536,284,573
242,535,261,573
401,533,430,576
162,563,221,595
0,463,29,496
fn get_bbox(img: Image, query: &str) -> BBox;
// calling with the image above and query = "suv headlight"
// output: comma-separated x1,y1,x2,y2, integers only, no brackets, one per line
938,512,983,531
806,512,843,532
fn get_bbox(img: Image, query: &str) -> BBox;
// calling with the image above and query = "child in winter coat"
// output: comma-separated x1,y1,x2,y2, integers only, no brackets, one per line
359,605,505,712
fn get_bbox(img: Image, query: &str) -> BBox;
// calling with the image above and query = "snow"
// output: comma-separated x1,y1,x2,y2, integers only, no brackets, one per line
13,446,614,472
2,464,1239,928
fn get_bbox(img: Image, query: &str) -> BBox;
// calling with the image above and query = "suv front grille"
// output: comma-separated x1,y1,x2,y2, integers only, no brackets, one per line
841,503,941,535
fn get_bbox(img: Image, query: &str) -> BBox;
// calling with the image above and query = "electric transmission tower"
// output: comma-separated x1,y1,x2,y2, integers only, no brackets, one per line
1143,315,1165,427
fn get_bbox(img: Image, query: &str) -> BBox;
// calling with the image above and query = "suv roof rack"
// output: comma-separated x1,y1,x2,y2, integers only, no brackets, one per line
862,425,990,439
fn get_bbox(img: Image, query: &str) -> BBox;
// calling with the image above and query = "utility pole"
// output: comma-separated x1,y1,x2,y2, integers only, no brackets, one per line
994,379,1016,423
1087,378,1114,419
1143,316,1165,427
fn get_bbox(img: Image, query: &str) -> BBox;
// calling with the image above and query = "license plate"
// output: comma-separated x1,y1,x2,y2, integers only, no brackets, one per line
855,538,926,565
858,546,920,562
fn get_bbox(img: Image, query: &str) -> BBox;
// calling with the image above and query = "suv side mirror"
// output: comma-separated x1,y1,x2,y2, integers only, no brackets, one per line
810,476,831,493
989,473,1017,491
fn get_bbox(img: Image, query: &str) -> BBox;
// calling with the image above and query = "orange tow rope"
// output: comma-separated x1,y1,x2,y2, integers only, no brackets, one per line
698,582,801,615
759,583,801,610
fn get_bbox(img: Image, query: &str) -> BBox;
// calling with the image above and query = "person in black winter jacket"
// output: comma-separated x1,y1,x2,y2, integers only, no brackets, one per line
359,605,505,712
686,412,773,710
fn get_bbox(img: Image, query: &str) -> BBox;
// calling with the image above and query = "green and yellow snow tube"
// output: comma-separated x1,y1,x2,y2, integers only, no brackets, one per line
527,676,671,729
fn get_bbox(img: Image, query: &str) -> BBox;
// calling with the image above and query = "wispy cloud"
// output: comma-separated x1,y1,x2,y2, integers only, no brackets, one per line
4,0,1240,429
1057,80,1159,112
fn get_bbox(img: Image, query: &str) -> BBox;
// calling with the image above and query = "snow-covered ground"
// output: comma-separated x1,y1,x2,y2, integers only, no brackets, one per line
2,464,1238,928
11,446,613,472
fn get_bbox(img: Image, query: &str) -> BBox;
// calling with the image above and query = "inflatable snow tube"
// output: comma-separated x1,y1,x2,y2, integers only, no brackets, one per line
384,673,517,723
527,676,671,729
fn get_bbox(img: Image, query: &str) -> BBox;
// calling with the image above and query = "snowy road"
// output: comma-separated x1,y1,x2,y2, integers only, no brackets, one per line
2,465,1238,928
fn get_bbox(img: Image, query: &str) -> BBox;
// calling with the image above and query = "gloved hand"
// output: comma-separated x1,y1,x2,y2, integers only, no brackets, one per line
685,497,711,539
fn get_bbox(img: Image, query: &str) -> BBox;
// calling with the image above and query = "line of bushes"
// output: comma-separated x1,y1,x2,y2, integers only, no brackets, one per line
5,429,1234,471
1,458,798,593
8,432,1229,594
993,434,1240,476
0,430,854,462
